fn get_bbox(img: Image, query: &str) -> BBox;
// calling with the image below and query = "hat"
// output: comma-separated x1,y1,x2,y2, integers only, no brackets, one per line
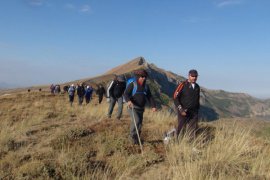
189,69,198,76
87,85,89,88
71,84,74,87
117,75,125,82
134,69,148,77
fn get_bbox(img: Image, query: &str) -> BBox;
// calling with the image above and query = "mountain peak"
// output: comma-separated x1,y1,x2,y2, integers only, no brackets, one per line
105,56,148,75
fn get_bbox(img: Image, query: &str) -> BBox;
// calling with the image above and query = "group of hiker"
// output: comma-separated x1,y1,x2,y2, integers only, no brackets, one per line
50,84,61,94
52,69,200,145
66,83,106,106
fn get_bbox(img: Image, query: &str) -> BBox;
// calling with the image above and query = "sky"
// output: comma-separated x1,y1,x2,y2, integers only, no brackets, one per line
0,0,269,98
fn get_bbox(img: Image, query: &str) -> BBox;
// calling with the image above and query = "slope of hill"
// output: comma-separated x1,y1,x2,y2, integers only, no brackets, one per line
0,90,270,179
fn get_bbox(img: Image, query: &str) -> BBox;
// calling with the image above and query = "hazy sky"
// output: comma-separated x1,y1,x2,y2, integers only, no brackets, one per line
0,0,269,98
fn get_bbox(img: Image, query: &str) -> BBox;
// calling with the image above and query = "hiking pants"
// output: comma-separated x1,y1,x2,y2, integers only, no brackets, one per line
78,96,84,105
176,109,199,139
128,107,144,142
107,97,123,118
85,96,91,104
69,95,74,106
98,95,103,104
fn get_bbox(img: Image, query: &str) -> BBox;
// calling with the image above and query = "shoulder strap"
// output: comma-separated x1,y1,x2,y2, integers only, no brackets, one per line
173,81,186,99
132,81,137,96
132,81,148,96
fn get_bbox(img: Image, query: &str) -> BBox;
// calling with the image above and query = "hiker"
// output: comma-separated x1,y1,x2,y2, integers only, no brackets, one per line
63,85,69,93
54,84,61,94
124,69,157,144
173,69,200,140
85,85,93,104
77,83,85,105
50,84,55,94
68,84,76,106
106,75,118,102
107,75,126,119
96,84,106,104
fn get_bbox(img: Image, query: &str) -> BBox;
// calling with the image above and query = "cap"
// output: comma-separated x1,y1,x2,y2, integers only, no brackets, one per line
134,69,148,77
71,84,74,87
189,69,198,76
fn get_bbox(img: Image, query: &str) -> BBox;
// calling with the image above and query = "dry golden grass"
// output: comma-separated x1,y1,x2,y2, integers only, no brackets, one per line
0,91,270,179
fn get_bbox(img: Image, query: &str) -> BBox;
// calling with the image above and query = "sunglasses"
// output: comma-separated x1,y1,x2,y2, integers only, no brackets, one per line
140,76,147,78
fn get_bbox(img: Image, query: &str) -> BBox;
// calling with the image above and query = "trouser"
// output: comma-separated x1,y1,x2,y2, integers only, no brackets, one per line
176,109,199,139
69,95,74,106
107,97,123,118
85,96,91,104
128,107,144,143
78,96,84,105
98,95,103,104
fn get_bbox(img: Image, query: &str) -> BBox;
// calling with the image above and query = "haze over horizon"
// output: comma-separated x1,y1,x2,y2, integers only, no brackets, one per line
0,0,269,99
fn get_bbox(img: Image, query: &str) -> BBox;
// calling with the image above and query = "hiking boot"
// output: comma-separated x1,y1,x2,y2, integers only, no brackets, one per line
107,115,111,118
116,116,121,120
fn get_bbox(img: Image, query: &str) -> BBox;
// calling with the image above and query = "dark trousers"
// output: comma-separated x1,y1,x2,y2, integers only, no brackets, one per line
128,107,144,143
69,95,74,106
176,109,199,139
98,95,103,104
85,96,91,104
78,96,84,105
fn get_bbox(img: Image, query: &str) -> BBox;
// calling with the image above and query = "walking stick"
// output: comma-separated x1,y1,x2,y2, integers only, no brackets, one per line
131,106,144,155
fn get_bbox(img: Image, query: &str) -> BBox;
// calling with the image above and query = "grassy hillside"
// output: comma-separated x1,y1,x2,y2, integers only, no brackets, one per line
1,91,270,179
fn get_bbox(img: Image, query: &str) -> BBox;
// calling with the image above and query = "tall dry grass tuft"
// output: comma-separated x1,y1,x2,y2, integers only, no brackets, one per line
166,120,270,179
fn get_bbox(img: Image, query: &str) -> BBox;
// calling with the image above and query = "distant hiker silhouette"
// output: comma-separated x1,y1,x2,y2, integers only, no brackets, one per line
50,84,55,94
68,84,76,106
107,75,126,120
96,84,106,104
173,69,200,140
85,85,93,104
54,84,61,94
63,85,69,93
77,83,85,106
124,69,157,144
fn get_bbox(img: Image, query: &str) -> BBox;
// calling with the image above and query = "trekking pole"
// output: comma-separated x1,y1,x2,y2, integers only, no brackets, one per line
131,106,144,155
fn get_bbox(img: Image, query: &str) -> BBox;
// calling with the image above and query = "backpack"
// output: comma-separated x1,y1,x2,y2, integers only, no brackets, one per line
126,77,148,96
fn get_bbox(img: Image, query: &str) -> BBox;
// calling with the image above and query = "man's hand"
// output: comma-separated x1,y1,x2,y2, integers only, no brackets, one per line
180,108,187,116
180,111,187,116
127,101,133,108
152,107,157,112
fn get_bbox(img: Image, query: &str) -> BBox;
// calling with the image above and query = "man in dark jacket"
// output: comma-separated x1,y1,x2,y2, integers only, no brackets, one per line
107,75,126,119
124,70,156,144
77,83,85,105
173,69,200,140
96,84,106,104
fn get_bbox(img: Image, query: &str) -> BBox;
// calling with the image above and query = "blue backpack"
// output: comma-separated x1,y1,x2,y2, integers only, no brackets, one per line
126,77,148,96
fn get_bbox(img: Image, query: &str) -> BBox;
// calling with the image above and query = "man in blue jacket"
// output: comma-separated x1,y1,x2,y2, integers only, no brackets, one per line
124,69,157,144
